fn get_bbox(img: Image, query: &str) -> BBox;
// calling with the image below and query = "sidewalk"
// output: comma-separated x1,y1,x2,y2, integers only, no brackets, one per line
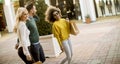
0,16,120,64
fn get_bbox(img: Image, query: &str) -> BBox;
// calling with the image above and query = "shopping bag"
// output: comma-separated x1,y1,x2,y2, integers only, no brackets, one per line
33,61,42,64
69,21,79,35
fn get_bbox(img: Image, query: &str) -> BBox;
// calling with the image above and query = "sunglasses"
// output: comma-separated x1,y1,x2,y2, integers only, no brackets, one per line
53,12,59,16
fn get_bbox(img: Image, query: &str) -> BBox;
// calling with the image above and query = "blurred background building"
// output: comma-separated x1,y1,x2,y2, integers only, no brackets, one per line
0,0,120,37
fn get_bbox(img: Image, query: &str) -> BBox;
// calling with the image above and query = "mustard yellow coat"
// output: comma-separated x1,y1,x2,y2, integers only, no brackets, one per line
52,18,70,47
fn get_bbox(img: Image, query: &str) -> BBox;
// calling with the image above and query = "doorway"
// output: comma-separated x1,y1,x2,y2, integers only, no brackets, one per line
94,0,120,17
0,3,6,32
50,0,82,20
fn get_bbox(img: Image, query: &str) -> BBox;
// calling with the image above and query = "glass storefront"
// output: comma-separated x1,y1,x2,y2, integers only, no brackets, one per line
94,0,120,17
74,0,81,20
50,0,81,20
0,3,6,31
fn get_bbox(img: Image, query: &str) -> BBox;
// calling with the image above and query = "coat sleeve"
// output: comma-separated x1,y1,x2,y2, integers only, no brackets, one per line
52,24,62,48
33,15,40,22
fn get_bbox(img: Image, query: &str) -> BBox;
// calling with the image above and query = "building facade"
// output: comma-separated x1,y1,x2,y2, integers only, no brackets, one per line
0,0,120,37
46,0,120,22
0,0,19,33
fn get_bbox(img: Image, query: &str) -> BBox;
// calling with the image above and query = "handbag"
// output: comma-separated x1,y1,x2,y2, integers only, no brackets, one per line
69,21,79,35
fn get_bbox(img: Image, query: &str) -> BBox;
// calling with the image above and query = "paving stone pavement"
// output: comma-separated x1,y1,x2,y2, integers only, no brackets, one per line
0,16,120,64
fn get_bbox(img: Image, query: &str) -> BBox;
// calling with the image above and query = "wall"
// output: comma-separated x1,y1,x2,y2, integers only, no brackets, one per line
95,0,120,17
79,0,96,22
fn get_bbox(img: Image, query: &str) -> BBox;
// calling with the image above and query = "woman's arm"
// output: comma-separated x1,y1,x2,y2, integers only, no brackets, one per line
52,24,63,50
19,23,30,56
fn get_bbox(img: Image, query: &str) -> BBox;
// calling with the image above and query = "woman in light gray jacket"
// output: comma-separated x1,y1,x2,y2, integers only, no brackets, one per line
14,7,32,64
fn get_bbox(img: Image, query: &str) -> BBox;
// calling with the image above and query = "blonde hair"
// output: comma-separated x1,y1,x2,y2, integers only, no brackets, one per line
45,6,62,23
14,7,28,33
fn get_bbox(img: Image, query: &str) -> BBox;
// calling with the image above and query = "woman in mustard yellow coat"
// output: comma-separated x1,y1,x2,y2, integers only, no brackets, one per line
45,6,73,64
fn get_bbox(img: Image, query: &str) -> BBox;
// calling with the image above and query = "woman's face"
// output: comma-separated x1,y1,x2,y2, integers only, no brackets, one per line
53,11,61,20
20,10,28,21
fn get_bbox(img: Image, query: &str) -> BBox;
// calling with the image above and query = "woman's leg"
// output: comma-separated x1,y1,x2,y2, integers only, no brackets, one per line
60,39,72,64
68,38,73,57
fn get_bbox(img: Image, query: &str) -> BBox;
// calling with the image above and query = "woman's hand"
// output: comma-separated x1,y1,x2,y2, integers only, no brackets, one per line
15,43,19,49
26,55,32,61
66,18,69,22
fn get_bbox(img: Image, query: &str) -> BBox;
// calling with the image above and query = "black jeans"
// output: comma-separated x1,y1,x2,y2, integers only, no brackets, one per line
30,42,46,63
18,47,33,64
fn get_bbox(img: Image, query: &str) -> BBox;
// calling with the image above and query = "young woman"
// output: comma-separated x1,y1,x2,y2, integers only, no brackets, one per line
14,7,32,64
45,6,73,64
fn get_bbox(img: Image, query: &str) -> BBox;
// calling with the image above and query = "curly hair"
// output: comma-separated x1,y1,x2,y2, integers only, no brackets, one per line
45,6,62,23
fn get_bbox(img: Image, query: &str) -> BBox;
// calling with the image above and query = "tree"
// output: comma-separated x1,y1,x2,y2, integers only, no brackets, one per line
35,0,52,36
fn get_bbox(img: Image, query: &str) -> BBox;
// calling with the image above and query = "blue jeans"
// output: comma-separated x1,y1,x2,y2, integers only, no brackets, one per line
30,42,46,63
